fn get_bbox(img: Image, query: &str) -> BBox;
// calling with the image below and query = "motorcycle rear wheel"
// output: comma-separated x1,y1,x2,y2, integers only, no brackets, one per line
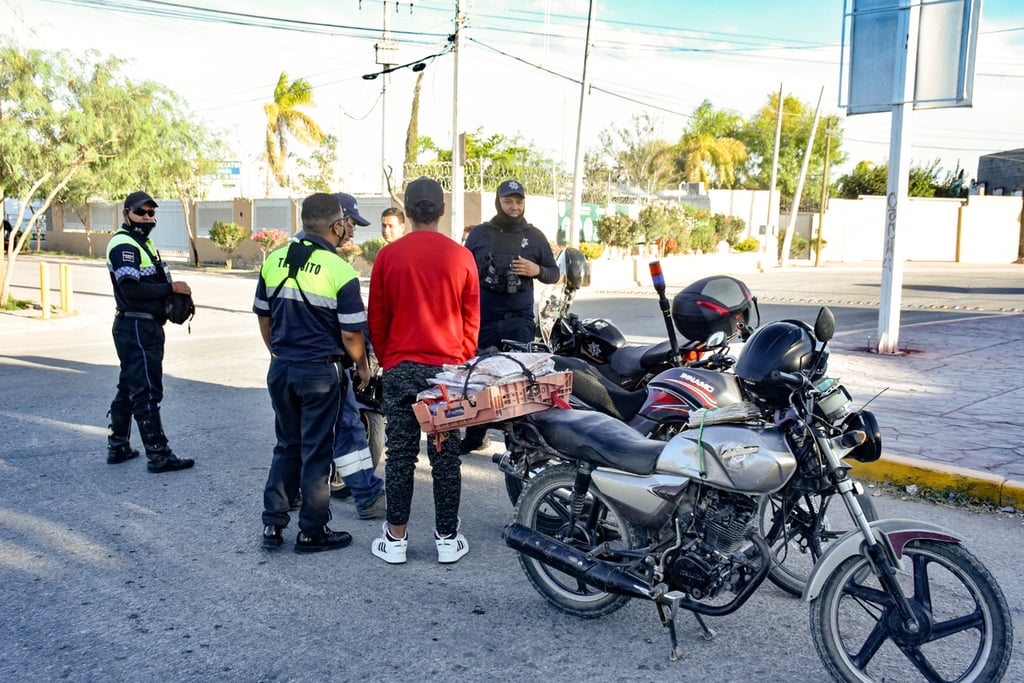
810,539,1013,682
513,464,639,618
759,484,878,597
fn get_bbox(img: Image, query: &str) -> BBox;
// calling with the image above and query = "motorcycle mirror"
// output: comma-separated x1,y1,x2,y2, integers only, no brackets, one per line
814,307,835,343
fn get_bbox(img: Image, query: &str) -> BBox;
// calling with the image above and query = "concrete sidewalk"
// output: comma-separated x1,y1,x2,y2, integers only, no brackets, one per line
826,313,1024,508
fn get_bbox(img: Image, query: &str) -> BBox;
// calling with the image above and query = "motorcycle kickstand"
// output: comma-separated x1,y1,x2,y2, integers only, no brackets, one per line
656,591,716,661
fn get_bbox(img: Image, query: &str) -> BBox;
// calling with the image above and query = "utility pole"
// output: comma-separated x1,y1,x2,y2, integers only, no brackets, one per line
779,85,823,269
568,0,595,250
450,0,465,242
759,83,783,272
815,123,832,267
377,2,395,194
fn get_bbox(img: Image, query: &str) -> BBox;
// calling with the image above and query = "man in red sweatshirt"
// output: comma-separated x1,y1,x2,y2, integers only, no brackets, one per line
367,177,480,565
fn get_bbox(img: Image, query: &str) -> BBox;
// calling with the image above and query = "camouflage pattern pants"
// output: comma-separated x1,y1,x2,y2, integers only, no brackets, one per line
382,361,463,536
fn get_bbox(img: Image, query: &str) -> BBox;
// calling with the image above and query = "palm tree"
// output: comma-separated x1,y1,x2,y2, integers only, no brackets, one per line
264,71,325,189
676,100,748,189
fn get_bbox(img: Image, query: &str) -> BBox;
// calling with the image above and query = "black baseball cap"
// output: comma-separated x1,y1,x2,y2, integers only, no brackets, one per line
334,193,371,226
497,179,525,198
124,191,158,211
404,177,444,208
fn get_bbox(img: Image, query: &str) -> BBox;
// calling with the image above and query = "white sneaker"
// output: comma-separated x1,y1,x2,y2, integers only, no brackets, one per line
435,530,469,564
371,522,407,564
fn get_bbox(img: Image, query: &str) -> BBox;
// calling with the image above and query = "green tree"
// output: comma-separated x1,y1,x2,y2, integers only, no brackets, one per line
596,113,677,197
294,133,341,194
264,71,325,191
0,44,220,305
208,221,248,269
675,100,748,189
835,158,951,199
736,92,846,208
412,128,560,196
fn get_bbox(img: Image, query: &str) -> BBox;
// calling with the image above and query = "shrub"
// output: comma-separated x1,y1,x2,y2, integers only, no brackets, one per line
712,213,746,246
359,237,386,265
208,221,248,268
733,237,760,253
689,224,717,254
595,214,640,251
337,241,361,263
252,228,289,264
779,234,811,260
579,242,604,260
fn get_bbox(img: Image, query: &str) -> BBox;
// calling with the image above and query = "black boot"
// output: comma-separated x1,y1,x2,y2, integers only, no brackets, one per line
137,414,195,473
106,407,139,464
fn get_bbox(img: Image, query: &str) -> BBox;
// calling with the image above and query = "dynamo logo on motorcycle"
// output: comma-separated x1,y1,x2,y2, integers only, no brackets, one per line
663,372,718,406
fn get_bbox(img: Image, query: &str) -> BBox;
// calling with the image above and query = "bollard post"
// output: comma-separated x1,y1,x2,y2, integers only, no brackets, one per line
65,265,74,314
39,262,51,320
59,263,68,312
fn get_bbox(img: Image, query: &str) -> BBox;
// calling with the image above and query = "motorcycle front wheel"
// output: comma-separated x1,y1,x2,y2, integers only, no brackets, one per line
810,539,1013,682
513,464,639,618
759,484,878,597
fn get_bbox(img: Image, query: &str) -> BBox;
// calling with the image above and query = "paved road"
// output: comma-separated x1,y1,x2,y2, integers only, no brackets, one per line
0,255,1021,681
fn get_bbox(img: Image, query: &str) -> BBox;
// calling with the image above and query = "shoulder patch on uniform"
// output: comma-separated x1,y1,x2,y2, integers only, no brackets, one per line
123,252,135,263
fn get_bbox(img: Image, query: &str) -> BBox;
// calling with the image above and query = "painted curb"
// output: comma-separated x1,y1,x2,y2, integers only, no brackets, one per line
849,453,1017,507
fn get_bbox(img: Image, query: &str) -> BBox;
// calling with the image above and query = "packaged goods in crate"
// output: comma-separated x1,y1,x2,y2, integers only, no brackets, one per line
413,371,572,435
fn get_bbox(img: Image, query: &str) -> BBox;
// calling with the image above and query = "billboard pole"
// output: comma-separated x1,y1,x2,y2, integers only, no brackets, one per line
876,0,919,354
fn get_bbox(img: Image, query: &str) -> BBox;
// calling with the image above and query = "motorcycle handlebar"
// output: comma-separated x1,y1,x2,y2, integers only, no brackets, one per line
770,369,809,389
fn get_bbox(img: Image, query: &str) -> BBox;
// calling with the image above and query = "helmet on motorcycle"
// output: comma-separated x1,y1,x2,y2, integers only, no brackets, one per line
734,320,822,406
560,248,591,290
671,275,753,343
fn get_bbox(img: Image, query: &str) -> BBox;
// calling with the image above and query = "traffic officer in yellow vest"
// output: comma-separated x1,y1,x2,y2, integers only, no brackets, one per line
254,192,371,553
106,191,195,472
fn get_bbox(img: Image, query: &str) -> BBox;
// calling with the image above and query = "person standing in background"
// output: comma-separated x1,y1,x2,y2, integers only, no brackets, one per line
460,179,558,453
105,191,195,473
380,207,405,244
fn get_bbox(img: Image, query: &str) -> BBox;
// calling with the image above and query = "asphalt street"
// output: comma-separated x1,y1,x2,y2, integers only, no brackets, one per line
0,255,1021,681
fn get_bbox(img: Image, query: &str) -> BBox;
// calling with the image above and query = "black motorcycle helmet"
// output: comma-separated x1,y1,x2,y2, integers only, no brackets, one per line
735,320,825,406
560,247,591,290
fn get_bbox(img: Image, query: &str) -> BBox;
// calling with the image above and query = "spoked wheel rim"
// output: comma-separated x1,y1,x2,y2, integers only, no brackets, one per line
513,465,637,616
813,540,1011,682
760,486,877,597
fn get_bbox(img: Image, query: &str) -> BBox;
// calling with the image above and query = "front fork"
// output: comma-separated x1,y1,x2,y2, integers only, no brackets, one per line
815,429,923,634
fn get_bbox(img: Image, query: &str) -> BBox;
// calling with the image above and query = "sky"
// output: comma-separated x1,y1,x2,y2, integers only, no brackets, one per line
4,0,1023,196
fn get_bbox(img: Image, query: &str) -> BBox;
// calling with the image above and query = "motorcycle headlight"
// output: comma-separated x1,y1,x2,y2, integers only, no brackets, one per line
844,410,882,463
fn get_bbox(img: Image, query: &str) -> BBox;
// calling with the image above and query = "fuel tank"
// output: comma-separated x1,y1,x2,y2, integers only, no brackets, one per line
639,367,746,424
655,423,797,494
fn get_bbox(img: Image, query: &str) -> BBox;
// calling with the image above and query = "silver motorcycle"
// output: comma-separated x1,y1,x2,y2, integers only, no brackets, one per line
502,307,1012,681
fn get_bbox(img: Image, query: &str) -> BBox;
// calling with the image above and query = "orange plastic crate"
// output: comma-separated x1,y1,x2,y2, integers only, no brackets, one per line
413,371,573,435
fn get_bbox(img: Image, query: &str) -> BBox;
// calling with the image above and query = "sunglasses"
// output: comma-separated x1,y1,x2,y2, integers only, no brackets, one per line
131,208,156,217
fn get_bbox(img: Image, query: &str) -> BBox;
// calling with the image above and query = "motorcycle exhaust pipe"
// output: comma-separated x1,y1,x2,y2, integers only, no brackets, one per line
503,523,655,601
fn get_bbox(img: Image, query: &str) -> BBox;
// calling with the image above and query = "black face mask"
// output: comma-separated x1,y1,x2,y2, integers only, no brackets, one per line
126,218,155,237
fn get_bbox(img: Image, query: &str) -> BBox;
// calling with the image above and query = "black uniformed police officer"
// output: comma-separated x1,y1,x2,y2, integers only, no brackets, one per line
106,191,195,473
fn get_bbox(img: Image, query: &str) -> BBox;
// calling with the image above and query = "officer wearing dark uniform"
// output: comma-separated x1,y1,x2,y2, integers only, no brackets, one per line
106,191,195,473
461,179,559,452
254,192,371,554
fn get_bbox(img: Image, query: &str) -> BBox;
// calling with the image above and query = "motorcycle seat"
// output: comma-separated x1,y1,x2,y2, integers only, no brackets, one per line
526,409,665,476
609,339,675,377
553,356,647,421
